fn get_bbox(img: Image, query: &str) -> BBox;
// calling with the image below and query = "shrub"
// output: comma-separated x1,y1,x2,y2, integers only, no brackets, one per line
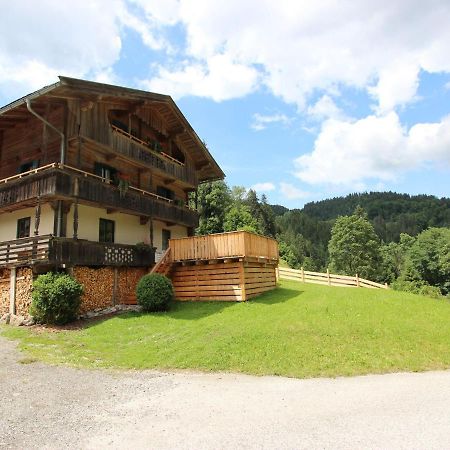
136,273,173,312
391,279,442,299
30,272,83,325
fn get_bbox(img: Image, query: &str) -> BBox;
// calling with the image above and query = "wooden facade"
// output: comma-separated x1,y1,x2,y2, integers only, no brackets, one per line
0,77,224,275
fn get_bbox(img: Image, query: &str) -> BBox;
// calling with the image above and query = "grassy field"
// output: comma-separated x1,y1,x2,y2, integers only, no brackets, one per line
3,280,450,378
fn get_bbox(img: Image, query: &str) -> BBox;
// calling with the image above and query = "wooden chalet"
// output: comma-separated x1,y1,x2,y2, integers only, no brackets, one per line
0,77,278,317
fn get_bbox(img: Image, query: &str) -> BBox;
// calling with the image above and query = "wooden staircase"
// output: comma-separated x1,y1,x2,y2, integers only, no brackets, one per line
150,248,173,277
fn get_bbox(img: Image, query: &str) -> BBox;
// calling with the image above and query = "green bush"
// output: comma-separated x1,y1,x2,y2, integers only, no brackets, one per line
136,273,173,312
30,272,83,325
391,279,443,299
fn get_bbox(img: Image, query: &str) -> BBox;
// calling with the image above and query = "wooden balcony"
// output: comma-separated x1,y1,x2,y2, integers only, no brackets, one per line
0,235,155,268
0,164,199,228
169,231,279,263
79,126,198,187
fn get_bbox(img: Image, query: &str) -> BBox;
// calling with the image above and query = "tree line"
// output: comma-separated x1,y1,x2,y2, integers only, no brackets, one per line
192,182,450,297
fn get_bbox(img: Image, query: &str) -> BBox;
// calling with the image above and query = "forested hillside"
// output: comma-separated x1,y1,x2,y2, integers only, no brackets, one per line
193,182,449,296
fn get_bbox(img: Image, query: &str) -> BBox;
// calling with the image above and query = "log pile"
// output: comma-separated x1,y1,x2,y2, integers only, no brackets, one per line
0,268,10,315
73,267,114,313
15,267,33,316
117,267,147,305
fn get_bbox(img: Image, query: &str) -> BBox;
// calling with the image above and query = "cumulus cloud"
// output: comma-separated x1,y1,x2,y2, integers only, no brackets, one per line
0,0,127,95
251,113,291,131
138,0,450,110
252,182,276,192
307,95,346,121
279,182,310,200
295,113,450,187
143,54,259,100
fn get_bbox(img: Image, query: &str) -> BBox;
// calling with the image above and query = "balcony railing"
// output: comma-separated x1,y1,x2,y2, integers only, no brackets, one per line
0,164,199,228
0,235,155,267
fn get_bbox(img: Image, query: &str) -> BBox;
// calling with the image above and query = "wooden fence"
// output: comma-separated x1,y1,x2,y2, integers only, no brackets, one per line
277,266,388,289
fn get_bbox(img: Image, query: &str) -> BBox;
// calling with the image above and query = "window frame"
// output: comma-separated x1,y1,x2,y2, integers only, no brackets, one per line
17,217,31,239
99,218,115,243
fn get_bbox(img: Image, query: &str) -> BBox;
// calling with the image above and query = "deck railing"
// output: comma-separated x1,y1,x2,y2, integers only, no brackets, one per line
0,235,52,266
170,231,279,262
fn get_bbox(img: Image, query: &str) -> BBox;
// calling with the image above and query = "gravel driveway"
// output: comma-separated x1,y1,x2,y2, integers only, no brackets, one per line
1,334,449,449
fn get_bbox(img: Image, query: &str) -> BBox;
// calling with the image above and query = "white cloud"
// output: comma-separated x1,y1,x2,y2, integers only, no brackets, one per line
307,95,346,121
252,182,275,192
279,182,310,200
143,54,259,100
0,0,126,96
139,0,450,111
251,113,291,131
295,112,450,187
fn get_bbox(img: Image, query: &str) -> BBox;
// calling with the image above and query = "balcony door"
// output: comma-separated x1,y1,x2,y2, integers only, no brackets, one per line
162,229,171,251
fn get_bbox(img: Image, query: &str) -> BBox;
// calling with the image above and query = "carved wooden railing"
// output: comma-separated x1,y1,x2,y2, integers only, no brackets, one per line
0,236,155,268
0,164,199,228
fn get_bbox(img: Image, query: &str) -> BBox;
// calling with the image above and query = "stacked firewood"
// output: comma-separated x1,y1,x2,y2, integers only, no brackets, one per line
73,267,114,313
15,268,33,316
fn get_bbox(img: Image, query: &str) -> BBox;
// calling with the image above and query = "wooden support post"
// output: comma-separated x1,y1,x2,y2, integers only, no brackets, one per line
301,266,305,283
34,196,41,236
73,199,79,239
9,268,16,315
327,268,331,286
275,266,279,281
356,273,360,287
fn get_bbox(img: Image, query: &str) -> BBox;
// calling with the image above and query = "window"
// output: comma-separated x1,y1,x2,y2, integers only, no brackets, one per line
156,186,174,200
94,163,118,183
18,160,39,174
162,229,171,251
99,219,115,243
17,217,31,238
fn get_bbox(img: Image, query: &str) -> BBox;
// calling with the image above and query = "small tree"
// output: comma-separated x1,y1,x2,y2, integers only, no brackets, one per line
328,206,381,279
136,274,174,312
223,204,259,233
402,227,450,295
30,272,83,325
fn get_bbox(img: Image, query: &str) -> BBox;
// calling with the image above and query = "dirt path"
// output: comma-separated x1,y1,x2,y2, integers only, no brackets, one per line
1,334,449,449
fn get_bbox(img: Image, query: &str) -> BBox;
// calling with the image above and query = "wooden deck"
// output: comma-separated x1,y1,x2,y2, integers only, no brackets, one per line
152,231,279,302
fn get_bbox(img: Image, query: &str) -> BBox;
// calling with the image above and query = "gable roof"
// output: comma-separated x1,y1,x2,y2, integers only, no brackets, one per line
0,76,225,182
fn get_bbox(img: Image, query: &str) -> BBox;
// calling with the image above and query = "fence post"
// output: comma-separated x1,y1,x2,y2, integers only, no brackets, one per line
275,266,279,281
301,266,305,283
356,273,360,287
327,268,331,286
384,282,388,289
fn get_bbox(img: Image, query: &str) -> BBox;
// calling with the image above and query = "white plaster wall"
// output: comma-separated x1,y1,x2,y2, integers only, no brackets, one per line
66,205,187,248
66,204,150,245
0,204,54,241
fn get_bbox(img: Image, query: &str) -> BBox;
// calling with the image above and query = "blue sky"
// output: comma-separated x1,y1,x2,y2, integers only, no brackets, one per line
1,0,449,208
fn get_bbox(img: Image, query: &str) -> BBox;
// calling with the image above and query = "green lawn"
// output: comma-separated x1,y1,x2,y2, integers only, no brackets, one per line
3,280,450,378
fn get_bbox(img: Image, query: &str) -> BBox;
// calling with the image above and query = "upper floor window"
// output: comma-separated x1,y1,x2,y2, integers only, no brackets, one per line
99,218,115,243
18,160,39,174
94,163,118,183
156,186,174,201
17,217,31,238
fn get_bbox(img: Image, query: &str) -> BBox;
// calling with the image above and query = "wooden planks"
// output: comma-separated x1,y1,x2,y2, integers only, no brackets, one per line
171,259,277,302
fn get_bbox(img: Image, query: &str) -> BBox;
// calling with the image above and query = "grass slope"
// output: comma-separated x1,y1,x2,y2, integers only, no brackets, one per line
3,280,450,378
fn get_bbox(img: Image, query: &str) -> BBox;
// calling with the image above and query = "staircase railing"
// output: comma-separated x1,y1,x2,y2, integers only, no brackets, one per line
151,247,172,274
